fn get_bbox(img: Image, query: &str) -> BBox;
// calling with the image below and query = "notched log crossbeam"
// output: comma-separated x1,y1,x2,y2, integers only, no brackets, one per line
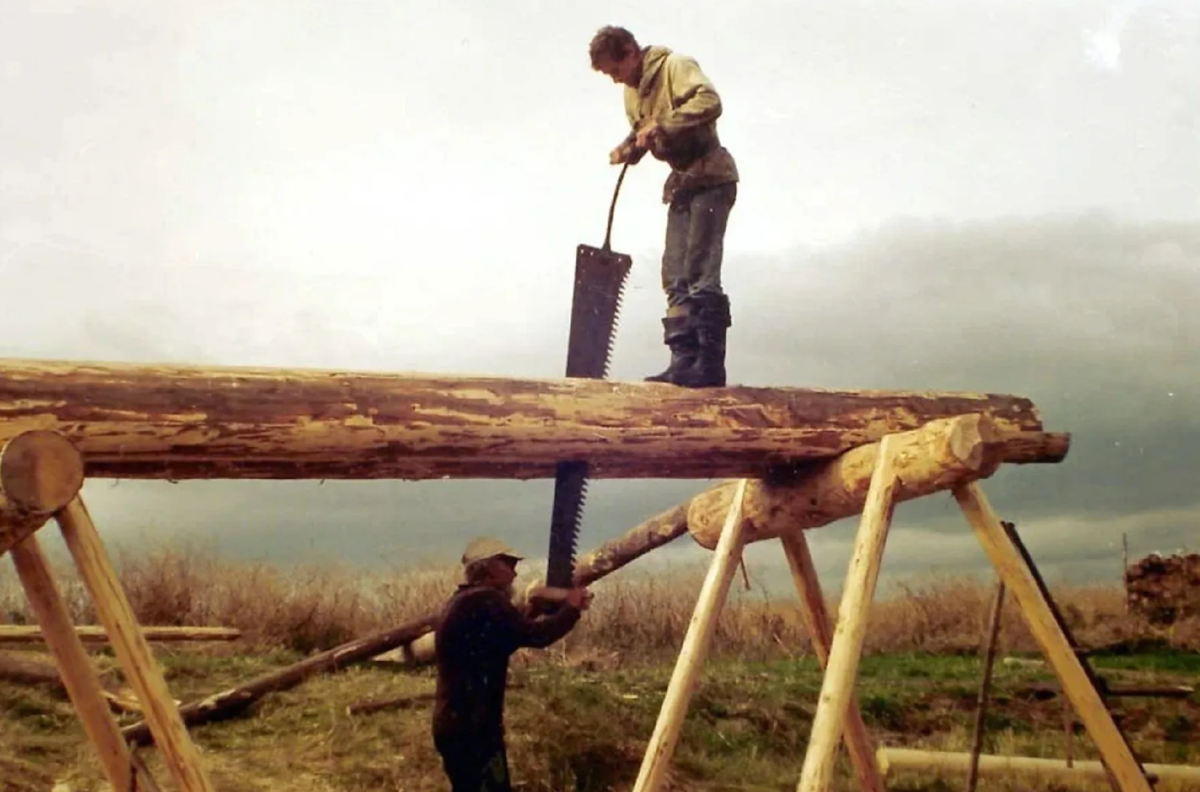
0,358,1050,480
688,414,1069,549
398,415,1069,669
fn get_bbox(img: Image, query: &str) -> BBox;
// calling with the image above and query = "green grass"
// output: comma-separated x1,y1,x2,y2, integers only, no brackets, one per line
4,645,1198,792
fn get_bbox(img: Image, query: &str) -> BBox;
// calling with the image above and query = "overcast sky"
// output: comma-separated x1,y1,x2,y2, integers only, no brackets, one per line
2,1,1198,599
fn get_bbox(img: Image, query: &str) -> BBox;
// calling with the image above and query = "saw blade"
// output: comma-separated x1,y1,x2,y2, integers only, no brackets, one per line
545,460,589,589
565,244,632,379
545,241,631,588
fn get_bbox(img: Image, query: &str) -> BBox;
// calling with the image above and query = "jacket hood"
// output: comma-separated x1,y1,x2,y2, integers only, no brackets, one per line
638,45,672,94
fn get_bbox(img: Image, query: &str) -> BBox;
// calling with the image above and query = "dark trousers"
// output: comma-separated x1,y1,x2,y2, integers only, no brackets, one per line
434,733,512,792
661,181,737,311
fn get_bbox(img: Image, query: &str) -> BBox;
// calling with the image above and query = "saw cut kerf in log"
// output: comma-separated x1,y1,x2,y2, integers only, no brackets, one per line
688,415,1070,550
0,357,1049,481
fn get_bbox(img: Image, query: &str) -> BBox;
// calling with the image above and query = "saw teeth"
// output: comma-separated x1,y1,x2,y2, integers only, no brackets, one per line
550,252,630,586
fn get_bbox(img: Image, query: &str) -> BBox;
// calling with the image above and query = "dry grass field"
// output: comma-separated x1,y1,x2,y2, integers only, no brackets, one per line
2,541,1197,791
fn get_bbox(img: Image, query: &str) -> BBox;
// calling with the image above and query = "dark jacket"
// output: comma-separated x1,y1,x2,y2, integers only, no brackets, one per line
432,584,581,744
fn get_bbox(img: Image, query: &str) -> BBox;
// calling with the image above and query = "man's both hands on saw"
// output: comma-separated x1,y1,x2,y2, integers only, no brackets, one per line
524,585,594,613
609,119,659,165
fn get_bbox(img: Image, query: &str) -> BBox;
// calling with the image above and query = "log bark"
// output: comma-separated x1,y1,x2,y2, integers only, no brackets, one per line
0,430,85,557
0,358,1049,481
0,625,242,644
575,503,692,586
119,614,438,747
687,416,1070,550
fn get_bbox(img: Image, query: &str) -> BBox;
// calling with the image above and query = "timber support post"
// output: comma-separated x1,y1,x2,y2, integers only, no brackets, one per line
0,430,213,792
780,531,885,792
952,483,1154,792
631,479,751,792
795,435,901,792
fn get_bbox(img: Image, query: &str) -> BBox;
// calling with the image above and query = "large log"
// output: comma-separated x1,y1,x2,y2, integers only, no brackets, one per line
0,358,1049,480
687,415,1070,549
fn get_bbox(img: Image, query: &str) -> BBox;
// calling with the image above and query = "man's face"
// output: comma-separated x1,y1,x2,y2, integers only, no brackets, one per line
594,47,640,87
487,556,518,597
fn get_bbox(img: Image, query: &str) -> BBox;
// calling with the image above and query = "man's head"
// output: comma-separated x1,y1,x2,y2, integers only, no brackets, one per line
461,536,522,597
589,25,642,87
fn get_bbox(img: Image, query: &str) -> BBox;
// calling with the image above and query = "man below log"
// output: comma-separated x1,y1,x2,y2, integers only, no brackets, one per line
590,25,739,388
432,537,592,792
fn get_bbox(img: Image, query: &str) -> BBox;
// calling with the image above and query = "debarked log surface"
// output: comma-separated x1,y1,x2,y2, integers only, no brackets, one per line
0,358,1050,481
687,414,1070,549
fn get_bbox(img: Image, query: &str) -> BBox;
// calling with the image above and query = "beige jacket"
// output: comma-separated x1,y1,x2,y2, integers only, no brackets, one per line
621,45,739,204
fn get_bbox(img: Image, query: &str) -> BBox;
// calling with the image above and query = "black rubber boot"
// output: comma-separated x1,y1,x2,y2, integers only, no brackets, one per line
672,294,730,388
644,314,698,384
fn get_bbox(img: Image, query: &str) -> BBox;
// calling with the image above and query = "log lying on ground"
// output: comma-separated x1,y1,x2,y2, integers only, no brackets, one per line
0,625,242,644
0,649,72,688
0,649,120,691
688,416,1070,549
0,358,1048,480
876,747,1200,785
119,614,439,747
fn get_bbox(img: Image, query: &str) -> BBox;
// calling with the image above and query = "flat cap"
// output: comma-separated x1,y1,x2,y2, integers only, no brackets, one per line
461,536,524,566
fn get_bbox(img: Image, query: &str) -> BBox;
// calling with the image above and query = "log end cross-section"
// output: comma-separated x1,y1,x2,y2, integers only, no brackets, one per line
1,430,86,557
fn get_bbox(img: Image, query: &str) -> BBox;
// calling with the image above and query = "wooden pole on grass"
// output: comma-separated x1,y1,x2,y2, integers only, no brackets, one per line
966,579,1006,792
953,482,1154,792
630,478,750,792
779,532,885,792
56,496,216,792
795,434,901,792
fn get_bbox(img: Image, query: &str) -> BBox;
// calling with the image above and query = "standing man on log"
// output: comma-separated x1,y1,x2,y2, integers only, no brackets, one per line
432,537,592,792
589,25,739,388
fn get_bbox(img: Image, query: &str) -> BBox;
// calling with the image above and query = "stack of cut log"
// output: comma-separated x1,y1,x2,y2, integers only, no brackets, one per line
1125,552,1200,625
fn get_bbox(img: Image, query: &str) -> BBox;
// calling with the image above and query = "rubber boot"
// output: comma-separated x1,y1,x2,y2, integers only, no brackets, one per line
644,314,698,384
672,294,730,388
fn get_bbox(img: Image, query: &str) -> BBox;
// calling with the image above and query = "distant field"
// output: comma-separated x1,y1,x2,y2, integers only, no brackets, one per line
2,542,1197,791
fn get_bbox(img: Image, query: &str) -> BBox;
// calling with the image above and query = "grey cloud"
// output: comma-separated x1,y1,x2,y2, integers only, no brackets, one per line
3,2,1197,592
51,214,1200,595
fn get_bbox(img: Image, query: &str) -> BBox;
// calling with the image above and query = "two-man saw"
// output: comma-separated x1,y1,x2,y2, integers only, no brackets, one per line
544,161,633,589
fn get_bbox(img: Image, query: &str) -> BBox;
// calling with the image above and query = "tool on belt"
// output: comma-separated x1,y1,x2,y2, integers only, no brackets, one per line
543,161,633,589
